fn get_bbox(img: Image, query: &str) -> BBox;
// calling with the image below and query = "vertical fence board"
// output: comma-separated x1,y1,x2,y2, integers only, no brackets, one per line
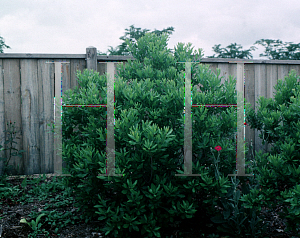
289,64,300,82
206,63,218,78
278,64,290,85
229,63,238,87
244,64,255,161
0,59,4,174
265,65,278,154
61,60,71,172
70,59,86,92
97,62,106,77
3,59,23,175
38,59,54,175
217,63,231,86
58,59,70,102
254,64,269,158
20,59,40,175
63,60,72,98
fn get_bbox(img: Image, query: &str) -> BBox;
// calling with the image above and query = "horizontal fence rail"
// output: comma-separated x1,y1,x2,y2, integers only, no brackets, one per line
0,46,300,176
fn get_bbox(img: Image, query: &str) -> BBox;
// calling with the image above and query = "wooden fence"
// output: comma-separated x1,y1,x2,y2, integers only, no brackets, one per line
0,46,299,176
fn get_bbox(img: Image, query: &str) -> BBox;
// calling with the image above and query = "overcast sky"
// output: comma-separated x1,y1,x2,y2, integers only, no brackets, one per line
1,0,299,60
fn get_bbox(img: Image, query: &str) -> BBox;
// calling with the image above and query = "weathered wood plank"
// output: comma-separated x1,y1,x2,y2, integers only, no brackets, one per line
244,64,255,161
38,59,55,175
3,59,23,174
20,59,40,175
0,58,4,174
69,59,86,93
254,64,269,158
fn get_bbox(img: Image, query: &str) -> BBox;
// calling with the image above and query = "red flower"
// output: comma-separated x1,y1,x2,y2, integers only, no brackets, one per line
215,146,222,151
232,122,248,128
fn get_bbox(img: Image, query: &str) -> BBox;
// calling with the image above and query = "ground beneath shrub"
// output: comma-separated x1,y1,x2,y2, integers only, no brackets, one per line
0,174,298,238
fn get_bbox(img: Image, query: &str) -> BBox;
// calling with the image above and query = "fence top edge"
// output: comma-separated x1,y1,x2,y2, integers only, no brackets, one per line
0,54,135,60
0,54,300,64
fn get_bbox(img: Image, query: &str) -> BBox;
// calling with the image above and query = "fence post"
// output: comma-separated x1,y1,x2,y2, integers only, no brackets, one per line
86,46,97,72
227,61,253,178
45,61,70,175
175,60,253,178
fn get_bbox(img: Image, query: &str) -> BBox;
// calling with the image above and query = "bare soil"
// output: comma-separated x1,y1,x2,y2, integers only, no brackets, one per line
0,173,298,238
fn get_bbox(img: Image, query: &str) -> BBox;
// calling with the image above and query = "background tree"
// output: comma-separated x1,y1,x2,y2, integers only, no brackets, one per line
206,39,300,60
253,39,300,60
206,42,257,59
0,35,11,53
97,24,175,56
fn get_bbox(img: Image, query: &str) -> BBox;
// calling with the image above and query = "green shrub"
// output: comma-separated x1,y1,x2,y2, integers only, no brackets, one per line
241,69,300,234
58,32,264,237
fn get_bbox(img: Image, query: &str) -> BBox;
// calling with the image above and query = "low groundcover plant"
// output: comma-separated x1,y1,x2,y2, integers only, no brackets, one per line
20,213,50,237
0,121,25,182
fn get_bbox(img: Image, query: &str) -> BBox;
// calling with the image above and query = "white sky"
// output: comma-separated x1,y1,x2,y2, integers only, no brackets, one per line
1,0,300,60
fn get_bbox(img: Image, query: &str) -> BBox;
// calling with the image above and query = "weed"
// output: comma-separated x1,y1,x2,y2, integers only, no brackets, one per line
0,121,25,181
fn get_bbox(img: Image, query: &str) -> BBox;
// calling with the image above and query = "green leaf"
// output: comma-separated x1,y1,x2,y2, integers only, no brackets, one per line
210,215,227,224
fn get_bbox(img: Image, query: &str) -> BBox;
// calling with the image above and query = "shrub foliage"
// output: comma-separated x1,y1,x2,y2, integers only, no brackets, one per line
57,32,299,237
